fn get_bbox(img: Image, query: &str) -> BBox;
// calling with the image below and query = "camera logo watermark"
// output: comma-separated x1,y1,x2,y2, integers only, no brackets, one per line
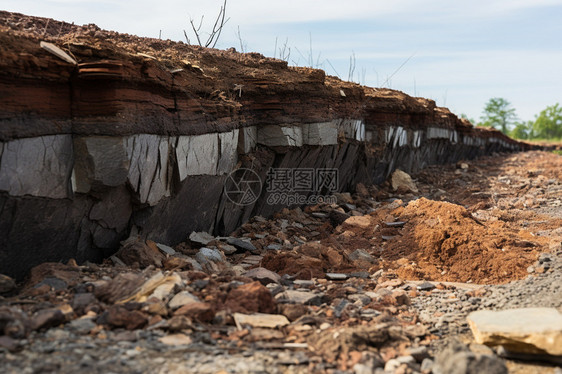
224,168,262,206
225,167,339,206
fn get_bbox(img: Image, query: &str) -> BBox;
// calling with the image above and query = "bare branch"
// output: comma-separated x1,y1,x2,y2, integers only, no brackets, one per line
190,18,203,46
348,51,356,82
277,37,290,62
195,15,204,32
185,1,229,49
294,47,308,64
236,26,246,53
382,52,416,88
326,59,341,79
315,52,322,69
207,0,228,48
309,32,313,67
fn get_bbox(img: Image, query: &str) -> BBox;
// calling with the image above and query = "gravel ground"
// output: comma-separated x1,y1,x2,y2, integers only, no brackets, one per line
1,151,561,374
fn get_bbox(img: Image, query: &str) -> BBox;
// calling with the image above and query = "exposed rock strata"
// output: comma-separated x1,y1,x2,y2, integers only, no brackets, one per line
0,11,537,278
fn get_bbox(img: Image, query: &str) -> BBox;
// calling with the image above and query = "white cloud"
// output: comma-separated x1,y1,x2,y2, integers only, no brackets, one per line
488,0,562,12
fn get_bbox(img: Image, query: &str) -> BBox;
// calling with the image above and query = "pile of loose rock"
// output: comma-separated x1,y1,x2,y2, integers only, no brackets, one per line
1,151,562,373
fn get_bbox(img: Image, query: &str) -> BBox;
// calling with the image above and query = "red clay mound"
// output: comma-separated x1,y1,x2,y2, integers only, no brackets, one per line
261,197,540,284
385,198,539,284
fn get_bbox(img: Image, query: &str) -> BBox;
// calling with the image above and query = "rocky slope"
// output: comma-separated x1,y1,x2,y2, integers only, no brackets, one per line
0,12,538,280
1,150,561,374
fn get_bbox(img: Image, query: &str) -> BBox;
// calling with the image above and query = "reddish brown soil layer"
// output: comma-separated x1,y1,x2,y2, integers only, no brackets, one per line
0,9,529,147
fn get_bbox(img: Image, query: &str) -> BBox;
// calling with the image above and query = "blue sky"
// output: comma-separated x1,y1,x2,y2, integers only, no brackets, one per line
3,0,562,123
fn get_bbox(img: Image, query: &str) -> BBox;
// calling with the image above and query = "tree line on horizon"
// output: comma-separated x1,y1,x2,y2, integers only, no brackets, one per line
463,98,562,141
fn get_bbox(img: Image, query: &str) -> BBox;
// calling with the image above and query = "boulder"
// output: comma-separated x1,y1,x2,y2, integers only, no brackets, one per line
224,281,276,314
467,308,562,356
391,169,418,193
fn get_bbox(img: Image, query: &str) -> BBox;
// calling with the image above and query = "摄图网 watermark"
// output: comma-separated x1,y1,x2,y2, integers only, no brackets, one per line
224,167,339,206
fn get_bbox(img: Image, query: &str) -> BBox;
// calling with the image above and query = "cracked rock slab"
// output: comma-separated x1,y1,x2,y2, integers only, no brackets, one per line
467,308,562,356
257,125,303,147
176,134,218,179
0,135,73,198
72,136,129,193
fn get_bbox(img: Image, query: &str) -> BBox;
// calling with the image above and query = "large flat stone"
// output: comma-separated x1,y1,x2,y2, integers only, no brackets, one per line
303,122,338,145
427,127,451,140
217,130,239,174
337,119,365,141
176,133,219,179
233,313,290,330
275,290,324,305
126,134,173,206
0,135,73,198
467,308,562,356
257,125,303,147
238,126,257,154
72,136,129,193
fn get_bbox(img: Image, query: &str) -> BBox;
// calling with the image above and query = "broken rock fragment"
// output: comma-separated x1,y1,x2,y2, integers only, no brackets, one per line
278,303,308,322
167,315,192,332
467,308,562,356
31,308,66,331
173,302,215,323
307,323,397,363
156,243,176,256
0,306,31,338
94,272,145,304
104,305,148,330
68,318,96,335
125,272,182,303
329,210,350,226
233,313,290,330
343,215,372,229
275,290,323,306
224,281,276,314
226,237,258,253
0,335,20,352
26,262,80,289
0,274,16,294
391,169,418,193
159,333,193,346
115,238,166,268
168,291,200,310
189,231,215,247
433,340,507,374
195,247,226,273
244,267,281,285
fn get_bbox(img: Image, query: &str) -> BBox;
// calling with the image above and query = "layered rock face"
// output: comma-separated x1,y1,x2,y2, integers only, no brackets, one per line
0,12,534,278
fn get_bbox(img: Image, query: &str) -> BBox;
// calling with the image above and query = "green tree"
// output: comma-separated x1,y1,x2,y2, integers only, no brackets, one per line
531,103,562,139
509,121,532,139
479,98,518,134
